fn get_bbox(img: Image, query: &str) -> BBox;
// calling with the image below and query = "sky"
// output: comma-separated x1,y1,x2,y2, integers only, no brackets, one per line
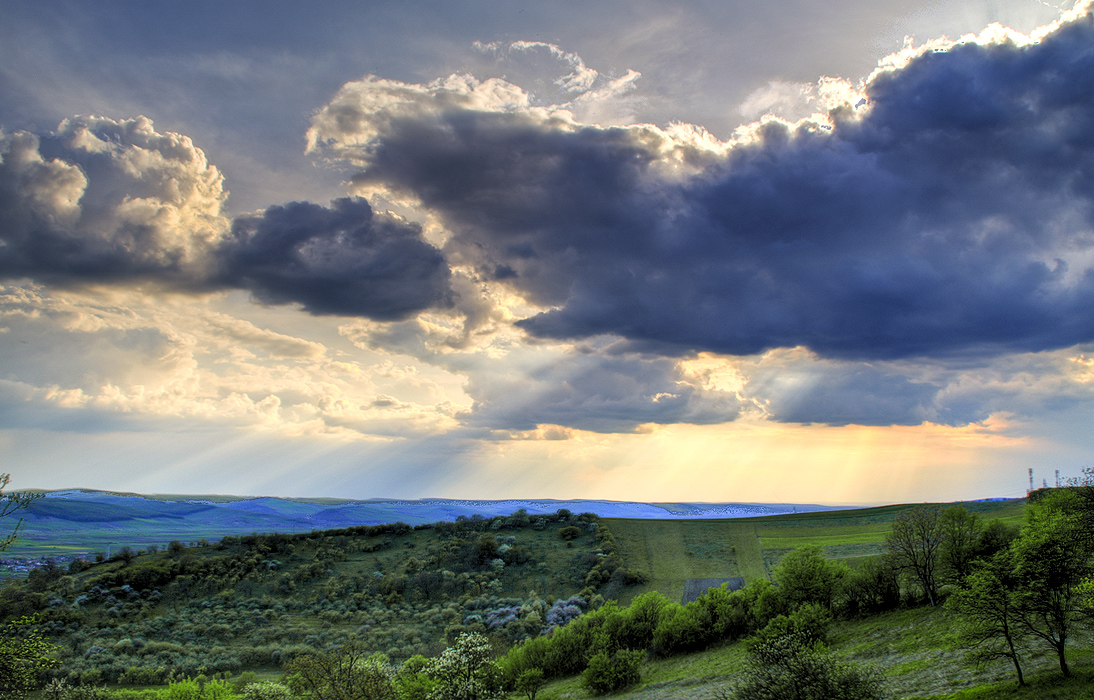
1,0,1092,504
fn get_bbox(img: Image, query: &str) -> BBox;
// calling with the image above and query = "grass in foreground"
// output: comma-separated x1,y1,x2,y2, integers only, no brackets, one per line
531,604,1093,700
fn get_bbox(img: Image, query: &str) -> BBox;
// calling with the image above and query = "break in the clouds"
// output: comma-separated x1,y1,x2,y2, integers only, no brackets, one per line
0,116,452,321
311,7,1094,361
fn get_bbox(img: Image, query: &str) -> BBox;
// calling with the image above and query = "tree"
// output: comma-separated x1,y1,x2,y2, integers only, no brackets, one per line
0,475,54,699
843,556,901,616
938,506,983,584
0,616,59,697
1011,490,1091,678
946,550,1028,686
514,669,544,700
284,642,396,700
772,545,847,612
0,473,41,552
886,506,944,605
426,632,503,700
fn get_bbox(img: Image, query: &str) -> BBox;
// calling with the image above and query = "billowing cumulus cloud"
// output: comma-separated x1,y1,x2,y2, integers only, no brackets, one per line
0,116,228,282
310,6,1094,361
0,117,453,320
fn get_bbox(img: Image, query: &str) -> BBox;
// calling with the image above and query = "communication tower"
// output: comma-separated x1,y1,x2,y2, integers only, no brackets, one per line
1056,469,1061,488
1028,468,1034,495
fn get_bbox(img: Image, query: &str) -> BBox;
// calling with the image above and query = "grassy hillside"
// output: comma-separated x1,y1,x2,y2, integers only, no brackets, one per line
0,510,646,683
605,519,765,603
608,499,1025,603
530,605,1094,699
5,495,1071,700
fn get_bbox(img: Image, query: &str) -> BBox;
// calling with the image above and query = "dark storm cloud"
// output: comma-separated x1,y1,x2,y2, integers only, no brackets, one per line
324,9,1094,360
0,117,452,320
217,198,452,319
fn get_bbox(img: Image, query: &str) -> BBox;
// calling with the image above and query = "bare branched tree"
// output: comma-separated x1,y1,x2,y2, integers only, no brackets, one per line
887,505,944,606
0,473,42,552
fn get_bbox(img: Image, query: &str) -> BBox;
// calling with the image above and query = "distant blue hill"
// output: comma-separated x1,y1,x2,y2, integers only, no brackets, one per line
26,489,851,528
0,490,855,567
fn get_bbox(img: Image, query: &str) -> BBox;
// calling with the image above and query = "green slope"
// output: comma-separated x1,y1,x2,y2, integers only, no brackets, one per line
608,499,1026,603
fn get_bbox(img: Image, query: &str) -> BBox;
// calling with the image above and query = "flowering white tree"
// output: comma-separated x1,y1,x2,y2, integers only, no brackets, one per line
426,632,503,700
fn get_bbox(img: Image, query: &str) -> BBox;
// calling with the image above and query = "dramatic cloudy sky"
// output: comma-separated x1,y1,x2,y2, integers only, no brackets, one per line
1,0,1092,503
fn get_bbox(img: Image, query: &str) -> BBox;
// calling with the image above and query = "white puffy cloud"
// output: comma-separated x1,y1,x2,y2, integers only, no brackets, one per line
0,116,229,282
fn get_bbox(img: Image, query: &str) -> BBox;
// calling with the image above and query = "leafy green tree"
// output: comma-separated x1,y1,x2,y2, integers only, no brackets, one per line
1011,490,1091,678
773,545,847,612
617,591,670,651
426,632,502,700
974,519,1019,561
946,550,1028,686
285,643,396,700
0,616,59,698
0,476,54,699
514,668,544,700
843,556,901,616
393,655,436,700
938,506,983,584
886,505,944,605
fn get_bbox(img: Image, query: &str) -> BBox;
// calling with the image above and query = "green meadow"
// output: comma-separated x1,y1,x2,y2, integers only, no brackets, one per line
608,498,1026,603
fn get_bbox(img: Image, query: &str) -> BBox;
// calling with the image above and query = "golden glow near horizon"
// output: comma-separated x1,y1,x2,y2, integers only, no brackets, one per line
450,416,1034,505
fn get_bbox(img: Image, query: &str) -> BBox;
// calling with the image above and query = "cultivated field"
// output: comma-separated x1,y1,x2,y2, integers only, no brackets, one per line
607,499,1026,603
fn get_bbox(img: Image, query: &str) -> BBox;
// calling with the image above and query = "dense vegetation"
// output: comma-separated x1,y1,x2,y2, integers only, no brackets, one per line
2,474,1094,699
0,508,649,687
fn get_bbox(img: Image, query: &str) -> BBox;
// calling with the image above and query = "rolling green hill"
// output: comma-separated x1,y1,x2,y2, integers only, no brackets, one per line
3,495,1073,700
608,499,1026,603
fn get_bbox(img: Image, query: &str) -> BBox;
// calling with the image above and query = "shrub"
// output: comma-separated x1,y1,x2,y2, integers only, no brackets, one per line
747,603,831,653
240,682,292,700
581,649,643,695
735,634,884,700
558,527,582,542
544,596,585,628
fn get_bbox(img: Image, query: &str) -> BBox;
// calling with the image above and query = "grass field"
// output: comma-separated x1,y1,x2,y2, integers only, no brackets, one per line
607,499,1027,603
606,519,764,603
